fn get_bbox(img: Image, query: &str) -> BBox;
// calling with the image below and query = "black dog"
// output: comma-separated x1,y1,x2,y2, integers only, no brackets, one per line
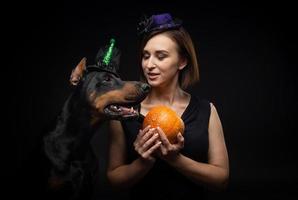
42,42,150,199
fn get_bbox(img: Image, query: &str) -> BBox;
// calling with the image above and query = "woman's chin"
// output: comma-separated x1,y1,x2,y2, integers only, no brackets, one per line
147,79,160,87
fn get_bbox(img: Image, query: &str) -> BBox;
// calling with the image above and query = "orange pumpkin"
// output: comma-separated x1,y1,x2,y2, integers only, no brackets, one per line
143,105,185,144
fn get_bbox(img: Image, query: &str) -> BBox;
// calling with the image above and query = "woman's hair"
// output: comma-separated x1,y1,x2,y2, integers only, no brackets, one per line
138,27,199,89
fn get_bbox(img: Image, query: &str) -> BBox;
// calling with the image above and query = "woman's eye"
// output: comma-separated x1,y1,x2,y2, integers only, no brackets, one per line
143,54,150,60
157,54,166,60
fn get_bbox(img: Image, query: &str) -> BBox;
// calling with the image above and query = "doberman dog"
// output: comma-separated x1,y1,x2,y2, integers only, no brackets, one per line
42,41,150,199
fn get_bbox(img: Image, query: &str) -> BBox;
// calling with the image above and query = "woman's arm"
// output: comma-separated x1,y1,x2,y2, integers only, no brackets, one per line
107,121,161,189
158,103,229,190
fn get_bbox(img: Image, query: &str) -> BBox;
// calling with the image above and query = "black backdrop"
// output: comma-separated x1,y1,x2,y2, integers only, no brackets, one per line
4,0,298,199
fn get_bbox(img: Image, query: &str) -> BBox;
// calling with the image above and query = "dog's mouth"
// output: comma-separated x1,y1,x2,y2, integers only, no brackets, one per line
104,103,139,119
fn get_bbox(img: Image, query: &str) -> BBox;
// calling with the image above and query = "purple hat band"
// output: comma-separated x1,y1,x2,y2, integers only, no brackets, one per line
137,13,182,35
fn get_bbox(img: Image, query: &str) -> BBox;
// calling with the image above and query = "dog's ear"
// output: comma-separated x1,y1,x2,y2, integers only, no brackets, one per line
70,57,86,86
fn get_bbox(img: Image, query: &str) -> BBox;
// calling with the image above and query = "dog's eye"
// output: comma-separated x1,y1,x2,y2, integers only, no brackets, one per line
102,75,112,83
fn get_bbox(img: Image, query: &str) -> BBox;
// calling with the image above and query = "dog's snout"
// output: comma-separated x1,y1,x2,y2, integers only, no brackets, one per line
140,83,151,93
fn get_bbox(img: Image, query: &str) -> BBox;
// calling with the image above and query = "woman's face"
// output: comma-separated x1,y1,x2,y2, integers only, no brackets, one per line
141,33,186,88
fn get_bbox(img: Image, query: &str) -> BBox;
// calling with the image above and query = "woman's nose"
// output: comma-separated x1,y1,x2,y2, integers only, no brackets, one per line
146,59,157,69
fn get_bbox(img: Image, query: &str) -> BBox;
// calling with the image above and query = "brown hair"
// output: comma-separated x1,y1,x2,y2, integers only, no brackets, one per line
138,27,199,89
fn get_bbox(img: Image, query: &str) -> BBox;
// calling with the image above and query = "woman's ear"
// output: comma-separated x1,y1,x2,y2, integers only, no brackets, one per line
178,57,188,70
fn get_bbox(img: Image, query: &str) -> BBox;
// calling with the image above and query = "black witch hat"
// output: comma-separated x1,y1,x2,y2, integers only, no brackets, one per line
86,38,120,77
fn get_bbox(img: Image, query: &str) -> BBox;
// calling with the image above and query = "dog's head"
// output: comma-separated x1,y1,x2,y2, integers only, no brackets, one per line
69,43,150,122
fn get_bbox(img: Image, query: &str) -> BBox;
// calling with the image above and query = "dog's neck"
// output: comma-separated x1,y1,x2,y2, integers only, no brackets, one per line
46,93,101,167
65,92,101,137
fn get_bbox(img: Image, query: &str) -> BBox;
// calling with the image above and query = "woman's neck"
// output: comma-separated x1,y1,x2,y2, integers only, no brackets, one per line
145,82,186,106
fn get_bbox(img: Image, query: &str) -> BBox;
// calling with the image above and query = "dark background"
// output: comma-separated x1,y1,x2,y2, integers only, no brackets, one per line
3,0,298,199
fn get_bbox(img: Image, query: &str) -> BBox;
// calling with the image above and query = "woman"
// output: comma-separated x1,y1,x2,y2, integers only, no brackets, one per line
107,13,229,199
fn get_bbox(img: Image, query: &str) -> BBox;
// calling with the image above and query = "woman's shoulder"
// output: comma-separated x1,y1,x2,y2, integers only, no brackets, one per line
189,94,211,109
181,94,211,121
190,95,222,123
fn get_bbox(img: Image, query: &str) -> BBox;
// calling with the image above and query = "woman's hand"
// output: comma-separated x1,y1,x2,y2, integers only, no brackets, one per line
156,127,184,162
133,125,162,163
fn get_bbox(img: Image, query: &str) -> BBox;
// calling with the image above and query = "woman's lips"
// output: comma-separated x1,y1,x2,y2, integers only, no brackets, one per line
148,73,159,80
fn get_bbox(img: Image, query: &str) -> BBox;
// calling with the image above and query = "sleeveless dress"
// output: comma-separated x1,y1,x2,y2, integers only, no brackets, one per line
121,95,211,200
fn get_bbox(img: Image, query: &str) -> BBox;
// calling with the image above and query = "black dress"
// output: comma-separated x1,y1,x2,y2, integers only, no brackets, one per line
121,95,211,200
